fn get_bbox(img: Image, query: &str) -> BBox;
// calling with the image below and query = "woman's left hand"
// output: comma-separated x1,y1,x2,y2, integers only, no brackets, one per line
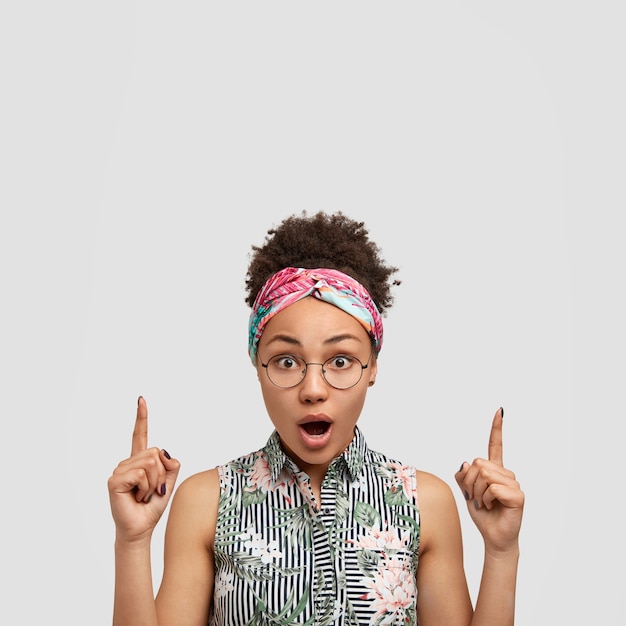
455,407,525,554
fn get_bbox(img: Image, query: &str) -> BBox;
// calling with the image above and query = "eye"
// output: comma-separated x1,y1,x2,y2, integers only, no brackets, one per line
272,355,303,370
326,355,356,370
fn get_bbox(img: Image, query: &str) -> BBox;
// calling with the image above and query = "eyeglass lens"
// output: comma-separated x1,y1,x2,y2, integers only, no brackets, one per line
264,354,366,389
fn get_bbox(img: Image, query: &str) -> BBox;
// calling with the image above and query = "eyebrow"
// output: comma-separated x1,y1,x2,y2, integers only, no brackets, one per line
264,333,364,348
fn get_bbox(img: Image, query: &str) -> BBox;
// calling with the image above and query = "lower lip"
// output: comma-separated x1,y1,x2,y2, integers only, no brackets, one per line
298,423,333,449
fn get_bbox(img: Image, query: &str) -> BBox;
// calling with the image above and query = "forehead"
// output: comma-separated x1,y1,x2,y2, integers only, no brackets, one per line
258,297,371,349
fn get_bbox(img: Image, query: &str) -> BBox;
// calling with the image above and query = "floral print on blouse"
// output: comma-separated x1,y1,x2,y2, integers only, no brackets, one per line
210,428,420,625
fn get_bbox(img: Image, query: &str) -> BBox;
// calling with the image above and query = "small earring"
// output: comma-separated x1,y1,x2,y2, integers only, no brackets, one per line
368,380,375,387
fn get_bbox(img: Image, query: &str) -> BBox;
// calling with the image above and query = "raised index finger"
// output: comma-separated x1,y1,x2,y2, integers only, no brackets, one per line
487,406,504,465
131,395,149,455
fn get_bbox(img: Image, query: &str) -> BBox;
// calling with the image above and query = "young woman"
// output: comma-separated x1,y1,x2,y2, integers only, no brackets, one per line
108,211,524,625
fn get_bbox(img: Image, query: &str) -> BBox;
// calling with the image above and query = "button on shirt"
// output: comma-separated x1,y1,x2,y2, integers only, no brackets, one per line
210,428,421,625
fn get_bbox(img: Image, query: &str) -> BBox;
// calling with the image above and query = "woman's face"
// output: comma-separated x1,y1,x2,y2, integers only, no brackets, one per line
255,296,377,479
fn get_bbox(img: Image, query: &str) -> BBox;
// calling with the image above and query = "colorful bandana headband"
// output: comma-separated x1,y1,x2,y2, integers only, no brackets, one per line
248,266,383,364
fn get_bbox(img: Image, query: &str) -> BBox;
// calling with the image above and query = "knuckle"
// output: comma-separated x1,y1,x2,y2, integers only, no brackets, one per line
143,455,159,470
477,466,491,481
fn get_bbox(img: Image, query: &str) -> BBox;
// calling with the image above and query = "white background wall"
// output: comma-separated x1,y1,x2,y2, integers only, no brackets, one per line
1,2,623,624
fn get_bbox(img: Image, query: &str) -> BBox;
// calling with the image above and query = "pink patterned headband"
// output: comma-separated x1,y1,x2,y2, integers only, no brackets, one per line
248,267,383,364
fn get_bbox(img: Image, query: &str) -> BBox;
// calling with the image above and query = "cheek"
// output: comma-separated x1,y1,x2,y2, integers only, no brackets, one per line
336,387,368,418
352,393,368,417
257,378,286,414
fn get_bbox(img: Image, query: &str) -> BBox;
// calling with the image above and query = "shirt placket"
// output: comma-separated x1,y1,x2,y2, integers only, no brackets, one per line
310,464,346,625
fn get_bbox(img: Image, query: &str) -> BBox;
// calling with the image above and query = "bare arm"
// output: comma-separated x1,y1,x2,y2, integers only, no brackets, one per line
415,470,474,626
155,469,219,626
456,408,525,626
416,408,524,626
108,397,180,626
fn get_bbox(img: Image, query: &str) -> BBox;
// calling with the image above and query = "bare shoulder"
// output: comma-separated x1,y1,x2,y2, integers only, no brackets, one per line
414,470,462,556
415,469,456,505
175,467,220,499
166,468,221,546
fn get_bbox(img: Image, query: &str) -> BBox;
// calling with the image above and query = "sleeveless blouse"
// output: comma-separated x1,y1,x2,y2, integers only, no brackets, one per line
210,428,421,625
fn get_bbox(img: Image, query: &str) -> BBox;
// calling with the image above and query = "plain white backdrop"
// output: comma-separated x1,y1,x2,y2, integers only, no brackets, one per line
1,2,623,624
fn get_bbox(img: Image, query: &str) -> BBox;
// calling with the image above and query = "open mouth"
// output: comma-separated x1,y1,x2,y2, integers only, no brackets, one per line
301,421,331,436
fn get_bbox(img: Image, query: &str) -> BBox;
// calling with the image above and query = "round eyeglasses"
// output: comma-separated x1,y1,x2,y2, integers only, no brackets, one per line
260,353,371,389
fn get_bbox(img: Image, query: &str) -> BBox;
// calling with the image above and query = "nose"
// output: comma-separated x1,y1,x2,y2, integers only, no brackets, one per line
298,363,328,403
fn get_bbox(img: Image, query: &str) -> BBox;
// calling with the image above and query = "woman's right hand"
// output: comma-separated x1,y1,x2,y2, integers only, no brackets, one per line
108,396,181,543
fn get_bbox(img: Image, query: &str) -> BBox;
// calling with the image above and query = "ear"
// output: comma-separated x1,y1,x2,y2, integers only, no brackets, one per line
367,354,378,386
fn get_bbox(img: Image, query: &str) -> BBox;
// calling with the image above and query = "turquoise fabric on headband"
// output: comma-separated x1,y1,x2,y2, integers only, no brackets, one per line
248,267,383,365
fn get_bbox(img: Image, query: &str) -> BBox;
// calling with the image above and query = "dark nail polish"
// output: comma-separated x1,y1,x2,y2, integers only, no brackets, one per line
474,499,479,509
163,449,171,460
464,490,470,501
458,462,465,473
145,494,152,504
160,483,166,496
500,406,504,419
138,395,143,406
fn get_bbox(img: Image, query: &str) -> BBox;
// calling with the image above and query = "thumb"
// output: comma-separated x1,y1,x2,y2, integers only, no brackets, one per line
161,448,181,497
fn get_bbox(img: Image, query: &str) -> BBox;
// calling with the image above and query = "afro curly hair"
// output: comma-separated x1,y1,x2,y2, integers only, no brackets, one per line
244,210,400,315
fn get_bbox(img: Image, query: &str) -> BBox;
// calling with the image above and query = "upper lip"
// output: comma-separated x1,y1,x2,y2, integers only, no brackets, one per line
298,413,332,425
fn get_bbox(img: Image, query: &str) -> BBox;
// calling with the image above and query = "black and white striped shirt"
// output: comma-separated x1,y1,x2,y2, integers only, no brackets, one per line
211,428,420,625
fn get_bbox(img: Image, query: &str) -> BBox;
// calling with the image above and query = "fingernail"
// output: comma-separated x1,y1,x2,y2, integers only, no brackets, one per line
464,490,470,501
500,406,504,419
163,449,171,460
160,483,166,496
138,395,143,406
145,494,152,504
474,499,479,509
458,462,465,473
